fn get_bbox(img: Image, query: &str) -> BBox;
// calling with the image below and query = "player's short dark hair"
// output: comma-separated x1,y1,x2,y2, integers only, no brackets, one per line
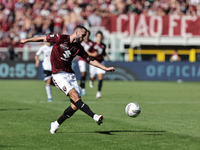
74,25,87,32
96,30,103,36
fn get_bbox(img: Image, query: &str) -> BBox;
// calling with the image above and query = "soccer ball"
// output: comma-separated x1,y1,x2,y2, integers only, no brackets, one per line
125,102,141,117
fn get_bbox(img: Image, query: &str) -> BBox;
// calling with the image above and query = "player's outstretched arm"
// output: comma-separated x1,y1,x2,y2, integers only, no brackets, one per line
20,36,47,44
87,57,115,72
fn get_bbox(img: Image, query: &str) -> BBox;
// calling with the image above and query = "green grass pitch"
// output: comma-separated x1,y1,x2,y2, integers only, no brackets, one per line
0,80,200,150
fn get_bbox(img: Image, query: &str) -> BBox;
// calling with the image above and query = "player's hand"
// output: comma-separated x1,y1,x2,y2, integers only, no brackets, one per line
20,39,27,44
92,52,98,57
106,67,115,72
35,61,39,67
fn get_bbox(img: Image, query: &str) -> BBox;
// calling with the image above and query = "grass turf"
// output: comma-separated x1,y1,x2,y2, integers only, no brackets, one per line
0,80,200,150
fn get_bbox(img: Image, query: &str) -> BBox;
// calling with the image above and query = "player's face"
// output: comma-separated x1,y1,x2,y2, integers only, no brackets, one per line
84,31,89,41
96,33,103,43
74,29,86,43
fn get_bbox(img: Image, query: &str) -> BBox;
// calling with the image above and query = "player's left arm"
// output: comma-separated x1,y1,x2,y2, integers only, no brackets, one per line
86,57,115,72
20,36,47,44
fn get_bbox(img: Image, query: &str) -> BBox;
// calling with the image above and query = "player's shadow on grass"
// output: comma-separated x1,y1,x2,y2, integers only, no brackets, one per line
59,130,165,135
94,130,166,135
0,108,30,111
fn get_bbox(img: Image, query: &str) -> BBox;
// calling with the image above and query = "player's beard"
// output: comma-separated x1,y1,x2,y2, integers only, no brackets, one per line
74,36,82,43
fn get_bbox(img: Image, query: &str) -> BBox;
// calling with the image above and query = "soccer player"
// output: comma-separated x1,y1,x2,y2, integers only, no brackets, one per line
170,50,181,62
35,42,54,102
78,30,97,96
88,31,109,98
20,25,115,134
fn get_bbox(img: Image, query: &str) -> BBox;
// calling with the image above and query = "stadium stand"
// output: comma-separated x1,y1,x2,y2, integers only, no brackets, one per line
0,0,200,61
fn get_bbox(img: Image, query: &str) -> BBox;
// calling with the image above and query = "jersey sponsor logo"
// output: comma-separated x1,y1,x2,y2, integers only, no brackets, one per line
94,45,103,54
97,48,103,54
61,50,71,61
60,44,69,50
82,43,90,51
94,45,99,49
89,42,93,46
50,34,54,37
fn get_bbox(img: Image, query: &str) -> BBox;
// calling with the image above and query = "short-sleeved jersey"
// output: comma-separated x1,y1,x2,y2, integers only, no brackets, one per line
88,42,106,62
79,40,94,62
36,44,52,71
46,33,89,74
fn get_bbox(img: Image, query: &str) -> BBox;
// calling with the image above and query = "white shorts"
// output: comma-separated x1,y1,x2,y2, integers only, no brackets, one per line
89,61,106,78
78,60,87,73
52,71,81,97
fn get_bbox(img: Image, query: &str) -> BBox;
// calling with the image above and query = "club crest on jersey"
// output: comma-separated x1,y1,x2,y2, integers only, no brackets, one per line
94,45,99,49
73,47,77,52
62,86,67,92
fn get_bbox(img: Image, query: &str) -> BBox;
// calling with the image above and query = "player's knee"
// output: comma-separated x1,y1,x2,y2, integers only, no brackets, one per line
70,102,78,110
69,89,80,102
81,72,86,77
46,83,50,86
98,75,103,80
46,78,51,82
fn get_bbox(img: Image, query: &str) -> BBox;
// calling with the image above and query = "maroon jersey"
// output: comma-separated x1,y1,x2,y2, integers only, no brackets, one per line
88,42,106,62
46,33,89,73
79,40,94,62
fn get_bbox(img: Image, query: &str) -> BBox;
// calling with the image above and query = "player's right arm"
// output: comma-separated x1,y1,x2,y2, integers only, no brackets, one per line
20,36,47,44
87,58,115,72
87,44,98,57
87,51,98,57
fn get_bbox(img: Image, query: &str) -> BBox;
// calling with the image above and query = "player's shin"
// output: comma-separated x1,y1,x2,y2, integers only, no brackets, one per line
57,106,77,125
46,85,52,100
98,80,103,91
74,99,95,118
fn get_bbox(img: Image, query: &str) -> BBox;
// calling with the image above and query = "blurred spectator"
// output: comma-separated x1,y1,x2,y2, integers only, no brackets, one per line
186,4,197,15
7,45,18,61
40,2,50,17
88,8,102,27
0,52,7,60
190,0,200,6
53,12,64,33
34,14,43,35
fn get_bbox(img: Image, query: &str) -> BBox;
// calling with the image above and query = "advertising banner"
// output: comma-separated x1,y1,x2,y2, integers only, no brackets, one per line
103,61,200,81
0,61,38,79
72,61,200,81
101,14,200,37
1,61,200,81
